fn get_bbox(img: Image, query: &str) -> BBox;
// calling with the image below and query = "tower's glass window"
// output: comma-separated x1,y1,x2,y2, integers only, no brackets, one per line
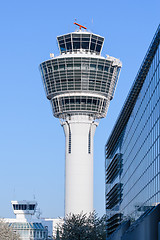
87,98,92,104
67,64,73,70
58,36,63,41
90,35,103,53
66,42,72,50
82,40,89,49
60,44,66,53
65,99,69,105
82,35,90,41
74,64,81,70
73,41,80,50
93,99,97,105
105,66,109,72
70,98,74,104
81,98,86,104
90,42,96,51
54,65,58,71
43,67,47,74
57,33,104,54
76,98,80,104
98,65,104,71
82,63,89,70
29,205,35,210
96,44,101,53
65,35,72,51
48,67,52,73
22,205,27,210
59,39,64,45
90,64,96,70
59,65,65,70
110,67,114,73
83,42,89,49
92,35,97,40
64,34,71,39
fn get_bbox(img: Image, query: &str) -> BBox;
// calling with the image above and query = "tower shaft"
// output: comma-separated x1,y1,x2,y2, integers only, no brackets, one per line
61,115,98,215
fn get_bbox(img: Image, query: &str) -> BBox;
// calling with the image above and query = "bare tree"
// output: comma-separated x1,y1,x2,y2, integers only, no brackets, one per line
0,220,20,240
57,212,106,240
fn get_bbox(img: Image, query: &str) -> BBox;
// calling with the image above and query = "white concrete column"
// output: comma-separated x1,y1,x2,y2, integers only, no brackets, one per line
61,115,98,215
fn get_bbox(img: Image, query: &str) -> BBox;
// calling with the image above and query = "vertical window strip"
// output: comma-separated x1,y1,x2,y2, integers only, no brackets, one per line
88,129,91,154
68,125,71,154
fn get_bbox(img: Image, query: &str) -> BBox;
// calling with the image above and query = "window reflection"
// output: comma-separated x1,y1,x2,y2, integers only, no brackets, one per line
105,44,160,225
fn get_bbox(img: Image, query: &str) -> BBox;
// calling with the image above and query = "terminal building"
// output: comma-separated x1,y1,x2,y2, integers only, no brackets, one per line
105,25,160,240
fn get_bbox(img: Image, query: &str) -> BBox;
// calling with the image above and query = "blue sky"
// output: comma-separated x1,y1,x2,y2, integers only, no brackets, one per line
0,0,159,218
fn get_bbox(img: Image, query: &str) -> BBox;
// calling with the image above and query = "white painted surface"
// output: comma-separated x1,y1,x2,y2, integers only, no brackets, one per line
11,200,37,222
42,218,64,238
61,115,98,215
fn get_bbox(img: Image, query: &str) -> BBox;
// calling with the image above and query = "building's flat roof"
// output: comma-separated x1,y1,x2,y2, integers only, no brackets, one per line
106,24,160,157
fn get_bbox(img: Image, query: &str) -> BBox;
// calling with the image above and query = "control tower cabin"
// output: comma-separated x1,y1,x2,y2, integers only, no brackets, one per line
39,23,122,215
11,200,37,222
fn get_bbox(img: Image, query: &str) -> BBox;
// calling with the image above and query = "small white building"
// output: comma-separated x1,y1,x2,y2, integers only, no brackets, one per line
3,201,48,240
42,218,63,239
2,201,64,240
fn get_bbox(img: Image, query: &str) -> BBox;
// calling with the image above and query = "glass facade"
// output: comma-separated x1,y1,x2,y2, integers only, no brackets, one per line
39,29,122,120
9,222,48,240
120,42,160,220
13,204,35,211
40,57,120,100
50,95,109,118
57,32,104,54
105,25,160,237
40,55,121,119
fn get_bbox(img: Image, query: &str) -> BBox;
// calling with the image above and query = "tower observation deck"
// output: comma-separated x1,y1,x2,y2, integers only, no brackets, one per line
39,24,122,215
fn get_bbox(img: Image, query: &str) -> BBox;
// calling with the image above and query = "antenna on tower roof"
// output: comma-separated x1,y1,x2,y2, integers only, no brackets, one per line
74,22,87,30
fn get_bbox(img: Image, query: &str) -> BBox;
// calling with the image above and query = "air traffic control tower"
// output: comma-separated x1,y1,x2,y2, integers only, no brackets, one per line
39,23,122,215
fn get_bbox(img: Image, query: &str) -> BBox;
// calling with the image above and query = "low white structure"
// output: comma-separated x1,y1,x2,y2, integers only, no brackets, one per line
2,200,63,240
42,218,63,239
3,201,48,240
